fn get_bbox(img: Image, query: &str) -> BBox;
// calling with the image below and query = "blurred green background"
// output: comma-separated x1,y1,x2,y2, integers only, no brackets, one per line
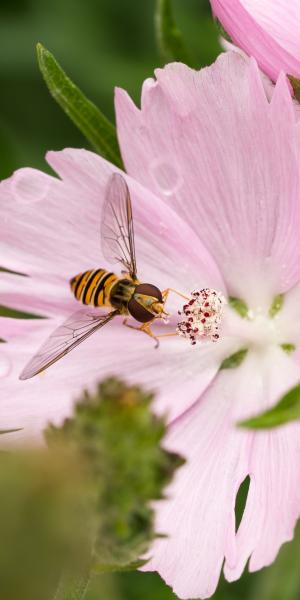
1,0,300,598
0,0,219,179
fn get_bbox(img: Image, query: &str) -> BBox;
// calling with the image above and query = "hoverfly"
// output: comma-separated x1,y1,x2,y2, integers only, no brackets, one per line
20,173,187,380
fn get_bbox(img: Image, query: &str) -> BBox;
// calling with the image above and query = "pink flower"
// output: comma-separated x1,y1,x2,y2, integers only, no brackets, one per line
2,52,300,598
210,0,300,82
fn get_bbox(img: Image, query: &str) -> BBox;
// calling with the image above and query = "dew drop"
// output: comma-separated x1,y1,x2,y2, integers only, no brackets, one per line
158,220,168,235
150,160,182,196
0,353,11,378
12,169,51,204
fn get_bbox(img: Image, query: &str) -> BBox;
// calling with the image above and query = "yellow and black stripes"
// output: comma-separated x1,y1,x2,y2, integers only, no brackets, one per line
70,269,119,307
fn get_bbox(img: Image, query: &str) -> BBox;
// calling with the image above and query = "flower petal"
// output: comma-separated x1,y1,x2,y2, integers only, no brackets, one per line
0,152,224,296
224,422,300,581
115,53,300,307
0,310,237,445
47,148,225,294
142,348,300,599
0,168,98,278
0,271,77,318
0,317,41,341
210,0,300,81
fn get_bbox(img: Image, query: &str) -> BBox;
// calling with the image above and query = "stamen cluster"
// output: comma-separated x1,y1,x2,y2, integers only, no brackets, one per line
176,289,226,345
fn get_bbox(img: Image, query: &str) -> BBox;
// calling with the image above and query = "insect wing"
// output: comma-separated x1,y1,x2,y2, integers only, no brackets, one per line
19,308,119,380
101,173,137,280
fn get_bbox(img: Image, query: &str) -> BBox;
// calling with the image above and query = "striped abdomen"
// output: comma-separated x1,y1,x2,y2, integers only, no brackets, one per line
70,269,119,307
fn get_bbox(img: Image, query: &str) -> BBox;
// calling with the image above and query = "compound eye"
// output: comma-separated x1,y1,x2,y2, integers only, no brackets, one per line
134,283,163,303
127,298,153,323
127,283,163,323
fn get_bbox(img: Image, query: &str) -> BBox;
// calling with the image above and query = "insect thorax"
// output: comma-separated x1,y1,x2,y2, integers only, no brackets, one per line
110,278,137,312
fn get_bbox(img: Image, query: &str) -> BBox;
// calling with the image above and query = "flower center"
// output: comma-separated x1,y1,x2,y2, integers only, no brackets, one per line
245,312,280,351
228,295,296,358
176,292,295,368
176,289,226,344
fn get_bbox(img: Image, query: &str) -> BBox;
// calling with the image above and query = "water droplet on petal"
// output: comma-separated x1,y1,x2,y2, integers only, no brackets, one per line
12,169,51,204
150,160,182,196
158,220,168,235
0,353,12,378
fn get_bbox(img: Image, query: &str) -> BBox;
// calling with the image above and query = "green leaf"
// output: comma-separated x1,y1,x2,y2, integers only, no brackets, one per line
0,305,45,319
269,294,284,318
155,0,193,66
240,383,300,429
220,348,248,370
46,378,183,573
228,297,249,319
0,266,26,276
36,43,123,168
0,428,23,435
288,75,300,103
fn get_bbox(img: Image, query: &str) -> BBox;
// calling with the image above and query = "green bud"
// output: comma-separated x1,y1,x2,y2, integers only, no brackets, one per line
46,378,183,573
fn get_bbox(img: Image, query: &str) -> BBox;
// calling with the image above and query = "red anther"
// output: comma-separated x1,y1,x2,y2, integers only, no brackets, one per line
204,312,210,317
201,318,206,323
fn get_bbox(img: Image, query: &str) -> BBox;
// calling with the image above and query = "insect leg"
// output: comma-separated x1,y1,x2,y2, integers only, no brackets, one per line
162,288,190,305
123,318,160,348
155,332,177,339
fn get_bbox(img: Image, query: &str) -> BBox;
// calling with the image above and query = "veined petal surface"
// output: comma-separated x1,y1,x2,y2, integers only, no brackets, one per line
143,349,300,599
115,53,300,307
210,0,300,81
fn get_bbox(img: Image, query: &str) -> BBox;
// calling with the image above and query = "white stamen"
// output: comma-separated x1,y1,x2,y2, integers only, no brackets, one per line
176,289,226,345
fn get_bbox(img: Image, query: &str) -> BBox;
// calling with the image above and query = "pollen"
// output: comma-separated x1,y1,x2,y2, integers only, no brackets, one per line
176,289,226,345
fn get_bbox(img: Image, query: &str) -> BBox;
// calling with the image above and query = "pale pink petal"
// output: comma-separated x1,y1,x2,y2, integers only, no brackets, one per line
210,0,300,81
0,154,224,295
220,38,300,121
115,53,300,307
222,38,300,130
0,272,78,318
0,317,41,341
0,309,239,445
46,148,225,295
0,168,99,278
143,349,300,599
224,423,300,581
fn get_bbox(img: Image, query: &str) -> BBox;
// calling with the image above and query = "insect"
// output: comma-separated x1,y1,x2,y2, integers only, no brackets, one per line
20,173,187,380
